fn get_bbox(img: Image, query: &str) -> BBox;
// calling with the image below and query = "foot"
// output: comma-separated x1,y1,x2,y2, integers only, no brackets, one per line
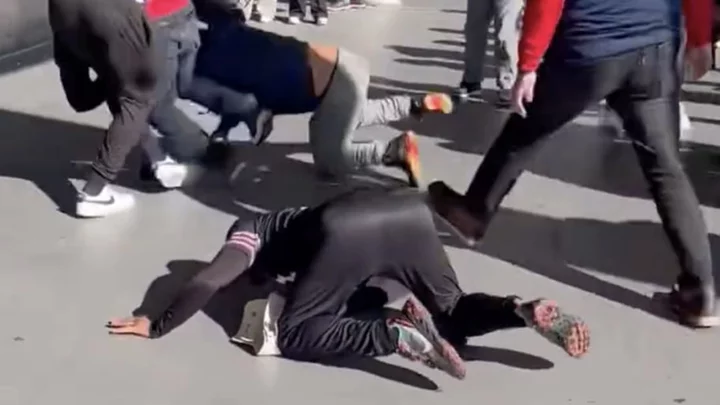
153,157,190,189
426,181,485,246
203,136,233,169
248,108,275,146
411,93,454,119
256,15,274,23
287,15,301,24
106,316,152,338
679,102,692,134
76,186,135,218
514,299,590,358
389,295,466,380
668,284,719,328
314,15,328,25
495,88,512,109
328,0,353,11
382,131,422,188
453,81,481,103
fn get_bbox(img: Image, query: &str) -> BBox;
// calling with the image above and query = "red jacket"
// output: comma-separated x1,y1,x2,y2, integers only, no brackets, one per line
141,0,192,21
518,0,713,73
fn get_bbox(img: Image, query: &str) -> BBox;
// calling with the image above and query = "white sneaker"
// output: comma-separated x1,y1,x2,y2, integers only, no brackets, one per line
287,15,301,24
152,157,190,189
315,16,328,25
679,102,692,133
76,186,135,218
258,15,274,23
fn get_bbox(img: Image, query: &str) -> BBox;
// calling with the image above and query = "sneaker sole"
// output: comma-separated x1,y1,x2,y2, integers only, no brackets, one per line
425,94,454,114
518,300,590,358
402,296,466,380
669,300,720,328
76,199,135,218
403,132,422,188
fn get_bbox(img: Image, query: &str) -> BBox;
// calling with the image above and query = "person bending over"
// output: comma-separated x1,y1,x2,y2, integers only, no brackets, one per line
193,17,455,187
107,188,590,379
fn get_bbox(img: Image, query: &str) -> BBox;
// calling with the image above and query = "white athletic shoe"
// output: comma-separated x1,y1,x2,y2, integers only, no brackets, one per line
76,186,135,218
153,157,190,189
287,15,301,24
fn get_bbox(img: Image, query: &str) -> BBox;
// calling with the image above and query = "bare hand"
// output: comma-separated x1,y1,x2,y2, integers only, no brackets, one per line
106,316,152,338
511,71,538,118
685,44,712,81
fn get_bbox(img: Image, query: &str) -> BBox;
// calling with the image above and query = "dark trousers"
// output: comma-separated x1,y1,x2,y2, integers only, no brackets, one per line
275,188,523,360
465,40,714,290
289,0,328,18
144,12,210,163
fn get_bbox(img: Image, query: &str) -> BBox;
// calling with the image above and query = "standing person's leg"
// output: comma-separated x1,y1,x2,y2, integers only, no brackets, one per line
254,0,278,22
455,0,493,100
310,0,329,24
288,0,306,23
275,188,465,379
607,41,718,327
428,55,634,244
492,0,523,106
76,4,157,218
308,49,422,186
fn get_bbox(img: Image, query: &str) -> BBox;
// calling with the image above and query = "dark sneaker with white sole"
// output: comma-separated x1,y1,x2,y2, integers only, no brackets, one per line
248,108,274,146
388,295,466,379
426,181,486,246
453,81,481,103
668,284,719,328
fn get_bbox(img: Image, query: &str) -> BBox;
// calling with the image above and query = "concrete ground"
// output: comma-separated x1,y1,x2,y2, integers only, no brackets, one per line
0,1,719,404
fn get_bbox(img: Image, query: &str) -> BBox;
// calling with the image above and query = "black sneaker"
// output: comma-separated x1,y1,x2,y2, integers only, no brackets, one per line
388,295,466,379
453,82,481,103
426,181,486,246
382,131,422,188
668,284,719,328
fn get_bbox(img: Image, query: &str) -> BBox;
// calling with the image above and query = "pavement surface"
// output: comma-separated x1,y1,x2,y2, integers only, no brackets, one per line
0,1,719,404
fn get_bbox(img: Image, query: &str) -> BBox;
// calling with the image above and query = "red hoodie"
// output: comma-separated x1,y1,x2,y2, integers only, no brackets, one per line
141,0,192,21
518,0,713,73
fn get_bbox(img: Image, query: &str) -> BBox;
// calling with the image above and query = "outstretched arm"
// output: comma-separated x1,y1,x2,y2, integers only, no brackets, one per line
107,224,260,338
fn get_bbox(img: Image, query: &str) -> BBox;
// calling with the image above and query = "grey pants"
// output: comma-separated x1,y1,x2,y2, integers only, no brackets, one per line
310,49,415,178
462,0,524,90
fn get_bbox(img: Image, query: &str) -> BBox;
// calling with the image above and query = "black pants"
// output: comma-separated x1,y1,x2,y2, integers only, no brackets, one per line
143,12,210,163
289,0,328,18
273,188,523,360
464,40,714,290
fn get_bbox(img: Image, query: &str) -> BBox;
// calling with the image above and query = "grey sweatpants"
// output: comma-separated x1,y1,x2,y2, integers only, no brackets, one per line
309,48,415,178
462,0,524,90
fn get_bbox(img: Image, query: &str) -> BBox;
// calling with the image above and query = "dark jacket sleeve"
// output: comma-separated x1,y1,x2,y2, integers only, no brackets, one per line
53,37,107,112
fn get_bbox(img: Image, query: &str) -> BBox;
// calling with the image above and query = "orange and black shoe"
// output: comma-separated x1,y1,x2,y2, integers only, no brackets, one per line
410,93,454,120
388,295,466,380
382,131,422,188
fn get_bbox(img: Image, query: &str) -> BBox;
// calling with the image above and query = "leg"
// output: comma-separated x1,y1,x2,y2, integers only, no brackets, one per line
288,0,306,19
428,55,632,244
108,218,260,338
310,0,328,20
255,0,278,20
309,50,385,176
456,0,493,98
356,92,453,128
277,188,465,378
607,41,717,327
492,0,523,100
